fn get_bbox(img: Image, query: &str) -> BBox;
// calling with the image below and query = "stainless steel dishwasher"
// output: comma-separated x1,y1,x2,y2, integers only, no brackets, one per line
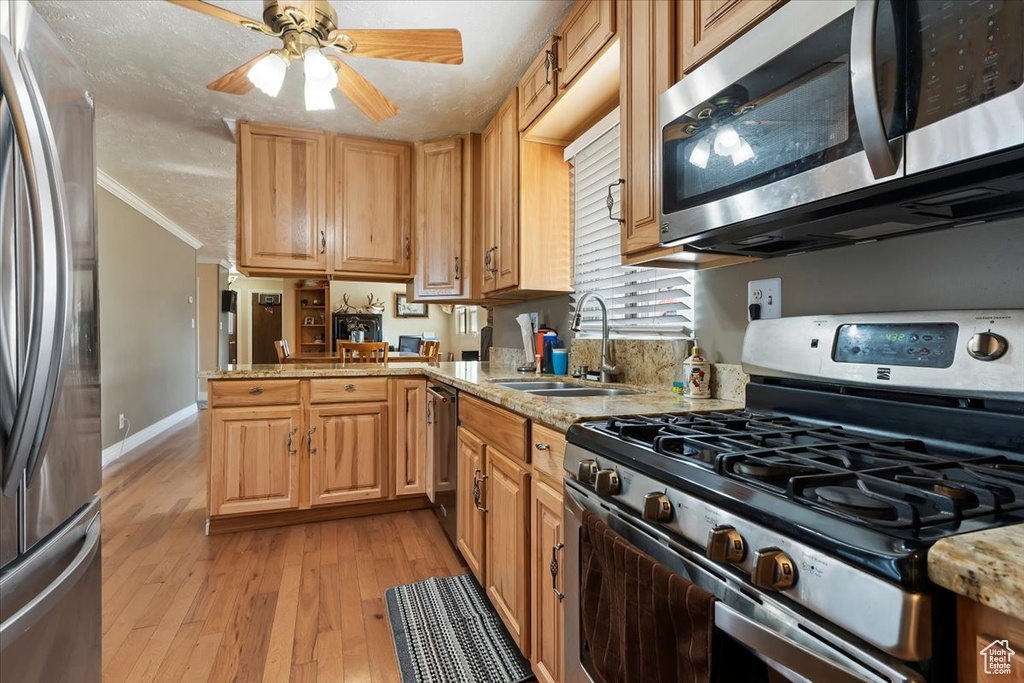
426,382,458,544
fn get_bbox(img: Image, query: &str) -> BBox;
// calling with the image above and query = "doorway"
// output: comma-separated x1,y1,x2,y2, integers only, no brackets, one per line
251,293,282,364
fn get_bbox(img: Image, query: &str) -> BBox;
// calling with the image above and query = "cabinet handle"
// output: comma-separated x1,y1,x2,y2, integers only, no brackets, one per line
551,35,562,74
551,542,565,602
307,426,317,454
544,49,555,86
535,442,550,451
404,237,411,260
320,230,326,254
472,468,489,513
606,178,625,225
344,383,356,391
454,256,460,280
249,386,264,394
484,246,498,274
286,427,298,455
426,400,432,425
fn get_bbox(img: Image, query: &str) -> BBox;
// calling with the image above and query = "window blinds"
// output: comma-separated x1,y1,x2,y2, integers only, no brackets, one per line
570,123,693,335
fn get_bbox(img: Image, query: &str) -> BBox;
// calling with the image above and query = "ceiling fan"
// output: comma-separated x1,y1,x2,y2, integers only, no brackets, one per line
167,0,464,121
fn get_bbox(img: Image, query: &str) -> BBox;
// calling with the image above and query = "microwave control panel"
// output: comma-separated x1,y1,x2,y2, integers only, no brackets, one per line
914,0,1023,128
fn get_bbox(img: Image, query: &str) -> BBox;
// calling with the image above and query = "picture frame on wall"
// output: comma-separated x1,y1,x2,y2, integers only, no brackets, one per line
394,293,428,318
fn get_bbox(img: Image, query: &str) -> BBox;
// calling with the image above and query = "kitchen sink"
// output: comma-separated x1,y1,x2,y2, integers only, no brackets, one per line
525,387,641,397
492,381,577,390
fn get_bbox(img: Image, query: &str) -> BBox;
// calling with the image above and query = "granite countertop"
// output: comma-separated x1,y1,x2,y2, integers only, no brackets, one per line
201,361,745,431
928,523,1024,618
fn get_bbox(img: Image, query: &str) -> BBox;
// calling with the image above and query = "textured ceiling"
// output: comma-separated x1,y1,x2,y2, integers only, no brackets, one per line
32,0,573,262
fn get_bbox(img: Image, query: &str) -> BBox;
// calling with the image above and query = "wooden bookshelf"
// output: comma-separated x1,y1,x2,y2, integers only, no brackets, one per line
295,283,330,354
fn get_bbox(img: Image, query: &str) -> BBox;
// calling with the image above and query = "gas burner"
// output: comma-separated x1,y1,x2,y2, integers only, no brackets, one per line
815,486,898,521
733,459,821,481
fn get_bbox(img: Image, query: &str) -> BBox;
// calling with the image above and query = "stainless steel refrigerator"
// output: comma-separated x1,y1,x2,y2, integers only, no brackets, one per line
0,1,101,681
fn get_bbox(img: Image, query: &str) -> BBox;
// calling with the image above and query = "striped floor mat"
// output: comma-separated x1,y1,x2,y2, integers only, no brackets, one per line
384,574,534,683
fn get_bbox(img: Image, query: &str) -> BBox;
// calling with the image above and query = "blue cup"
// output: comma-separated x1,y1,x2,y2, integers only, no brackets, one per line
552,349,569,375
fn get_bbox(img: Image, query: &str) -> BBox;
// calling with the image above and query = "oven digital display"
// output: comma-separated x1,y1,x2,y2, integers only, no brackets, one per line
832,323,958,368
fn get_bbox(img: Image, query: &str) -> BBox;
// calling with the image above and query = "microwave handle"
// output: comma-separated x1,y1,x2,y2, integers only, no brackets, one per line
851,0,901,179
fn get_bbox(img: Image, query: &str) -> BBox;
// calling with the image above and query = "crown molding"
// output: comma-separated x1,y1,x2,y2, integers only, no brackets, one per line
97,169,203,250
197,257,234,271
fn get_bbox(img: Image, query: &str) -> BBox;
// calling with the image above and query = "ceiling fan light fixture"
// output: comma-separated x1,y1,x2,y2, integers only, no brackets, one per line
689,137,711,169
247,50,288,97
713,124,742,156
304,81,335,111
303,47,338,90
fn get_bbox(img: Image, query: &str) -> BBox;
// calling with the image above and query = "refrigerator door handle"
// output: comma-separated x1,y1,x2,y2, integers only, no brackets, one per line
0,498,100,651
0,36,67,495
19,53,71,487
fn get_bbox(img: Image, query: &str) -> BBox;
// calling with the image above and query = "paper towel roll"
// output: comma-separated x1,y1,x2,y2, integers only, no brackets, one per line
516,313,535,365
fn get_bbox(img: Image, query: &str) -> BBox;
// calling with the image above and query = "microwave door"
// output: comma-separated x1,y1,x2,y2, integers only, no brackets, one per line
659,0,906,247
904,0,1024,175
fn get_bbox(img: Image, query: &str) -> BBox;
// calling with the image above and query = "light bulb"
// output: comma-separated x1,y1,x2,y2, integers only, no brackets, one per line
713,124,741,156
731,140,755,165
304,81,335,111
304,48,338,90
688,137,711,169
247,51,287,97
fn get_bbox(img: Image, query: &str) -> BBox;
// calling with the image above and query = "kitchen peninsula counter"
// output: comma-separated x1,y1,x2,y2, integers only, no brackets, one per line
929,523,1024,618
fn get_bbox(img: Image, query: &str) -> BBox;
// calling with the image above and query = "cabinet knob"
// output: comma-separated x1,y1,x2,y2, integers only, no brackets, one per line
752,548,796,590
344,383,356,390
707,526,746,563
535,442,550,451
642,493,672,523
967,332,1008,361
594,469,620,496
249,386,263,394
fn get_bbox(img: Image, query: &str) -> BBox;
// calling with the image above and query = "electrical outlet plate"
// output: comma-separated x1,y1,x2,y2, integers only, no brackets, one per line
118,414,126,430
748,278,782,321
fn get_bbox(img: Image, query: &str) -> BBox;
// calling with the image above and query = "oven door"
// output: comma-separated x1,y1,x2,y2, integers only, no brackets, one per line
562,480,924,683
659,0,905,249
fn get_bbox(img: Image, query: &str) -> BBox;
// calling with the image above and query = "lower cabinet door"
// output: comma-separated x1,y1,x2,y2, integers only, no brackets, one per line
393,378,427,497
485,446,531,656
209,406,301,516
308,402,388,505
531,478,564,683
456,427,487,582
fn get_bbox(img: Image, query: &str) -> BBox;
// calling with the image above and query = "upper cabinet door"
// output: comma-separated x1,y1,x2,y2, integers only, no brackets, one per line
416,138,464,297
679,0,785,75
237,122,328,273
620,0,675,255
557,0,616,89
518,39,559,131
481,119,500,294
495,91,519,292
331,137,412,276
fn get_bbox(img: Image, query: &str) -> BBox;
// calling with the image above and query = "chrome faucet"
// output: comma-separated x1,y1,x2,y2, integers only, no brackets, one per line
569,291,620,383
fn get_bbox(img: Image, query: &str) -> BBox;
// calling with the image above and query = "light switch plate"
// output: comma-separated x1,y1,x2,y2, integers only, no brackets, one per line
748,278,782,321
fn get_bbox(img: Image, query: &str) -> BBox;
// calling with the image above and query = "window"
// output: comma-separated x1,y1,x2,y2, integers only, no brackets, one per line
569,116,694,336
456,305,478,335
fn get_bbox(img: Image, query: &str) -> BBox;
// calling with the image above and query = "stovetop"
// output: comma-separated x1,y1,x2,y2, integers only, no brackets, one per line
589,411,1024,532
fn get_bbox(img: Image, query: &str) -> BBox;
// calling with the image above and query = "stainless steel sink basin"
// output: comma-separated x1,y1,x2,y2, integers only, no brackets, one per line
525,387,641,397
492,381,576,390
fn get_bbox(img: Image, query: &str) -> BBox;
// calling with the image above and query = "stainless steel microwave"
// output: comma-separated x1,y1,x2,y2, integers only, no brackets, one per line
659,0,1024,257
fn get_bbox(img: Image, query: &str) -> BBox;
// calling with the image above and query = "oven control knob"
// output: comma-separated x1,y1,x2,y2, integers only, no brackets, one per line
706,526,746,564
967,332,1008,361
642,493,672,523
577,459,599,485
594,469,621,496
752,548,797,590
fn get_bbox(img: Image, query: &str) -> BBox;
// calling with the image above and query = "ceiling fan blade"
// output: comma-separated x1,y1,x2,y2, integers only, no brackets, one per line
327,56,401,122
330,29,464,65
206,50,273,95
165,0,271,31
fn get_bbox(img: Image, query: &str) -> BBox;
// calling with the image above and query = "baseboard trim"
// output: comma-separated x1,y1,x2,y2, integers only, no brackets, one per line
102,403,198,468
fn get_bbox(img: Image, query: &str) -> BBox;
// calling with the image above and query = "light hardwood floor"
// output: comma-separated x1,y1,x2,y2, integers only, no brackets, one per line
100,410,466,683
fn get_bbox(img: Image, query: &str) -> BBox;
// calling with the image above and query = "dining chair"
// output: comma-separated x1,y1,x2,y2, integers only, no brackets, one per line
420,340,440,363
337,341,389,365
274,340,290,363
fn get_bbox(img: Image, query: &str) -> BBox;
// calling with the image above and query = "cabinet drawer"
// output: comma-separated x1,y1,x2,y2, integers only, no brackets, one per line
209,380,301,407
459,394,529,464
531,424,566,485
310,377,388,403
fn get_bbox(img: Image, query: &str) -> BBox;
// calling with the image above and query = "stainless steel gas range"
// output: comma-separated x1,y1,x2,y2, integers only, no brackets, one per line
563,310,1023,683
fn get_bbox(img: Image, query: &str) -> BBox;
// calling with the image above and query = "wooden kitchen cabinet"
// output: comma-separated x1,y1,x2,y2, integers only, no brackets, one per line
485,446,532,655
482,90,520,294
678,0,784,75
414,137,462,297
236,121,328,274
558,0,616,89
308,402,388,506
392,378,427,497
209,405,302,516
519,38,560,131
330,135,412,277
531,477,564,683
457,426,488,582
957,596,1024,683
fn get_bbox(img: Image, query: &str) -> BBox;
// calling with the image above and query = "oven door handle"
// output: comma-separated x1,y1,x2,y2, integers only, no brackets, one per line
851,0,902,179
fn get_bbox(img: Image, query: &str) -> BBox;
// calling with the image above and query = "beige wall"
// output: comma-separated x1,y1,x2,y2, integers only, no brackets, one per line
98,187,197,449
196,263,221,394
228,276,290,365
326,280,451,352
